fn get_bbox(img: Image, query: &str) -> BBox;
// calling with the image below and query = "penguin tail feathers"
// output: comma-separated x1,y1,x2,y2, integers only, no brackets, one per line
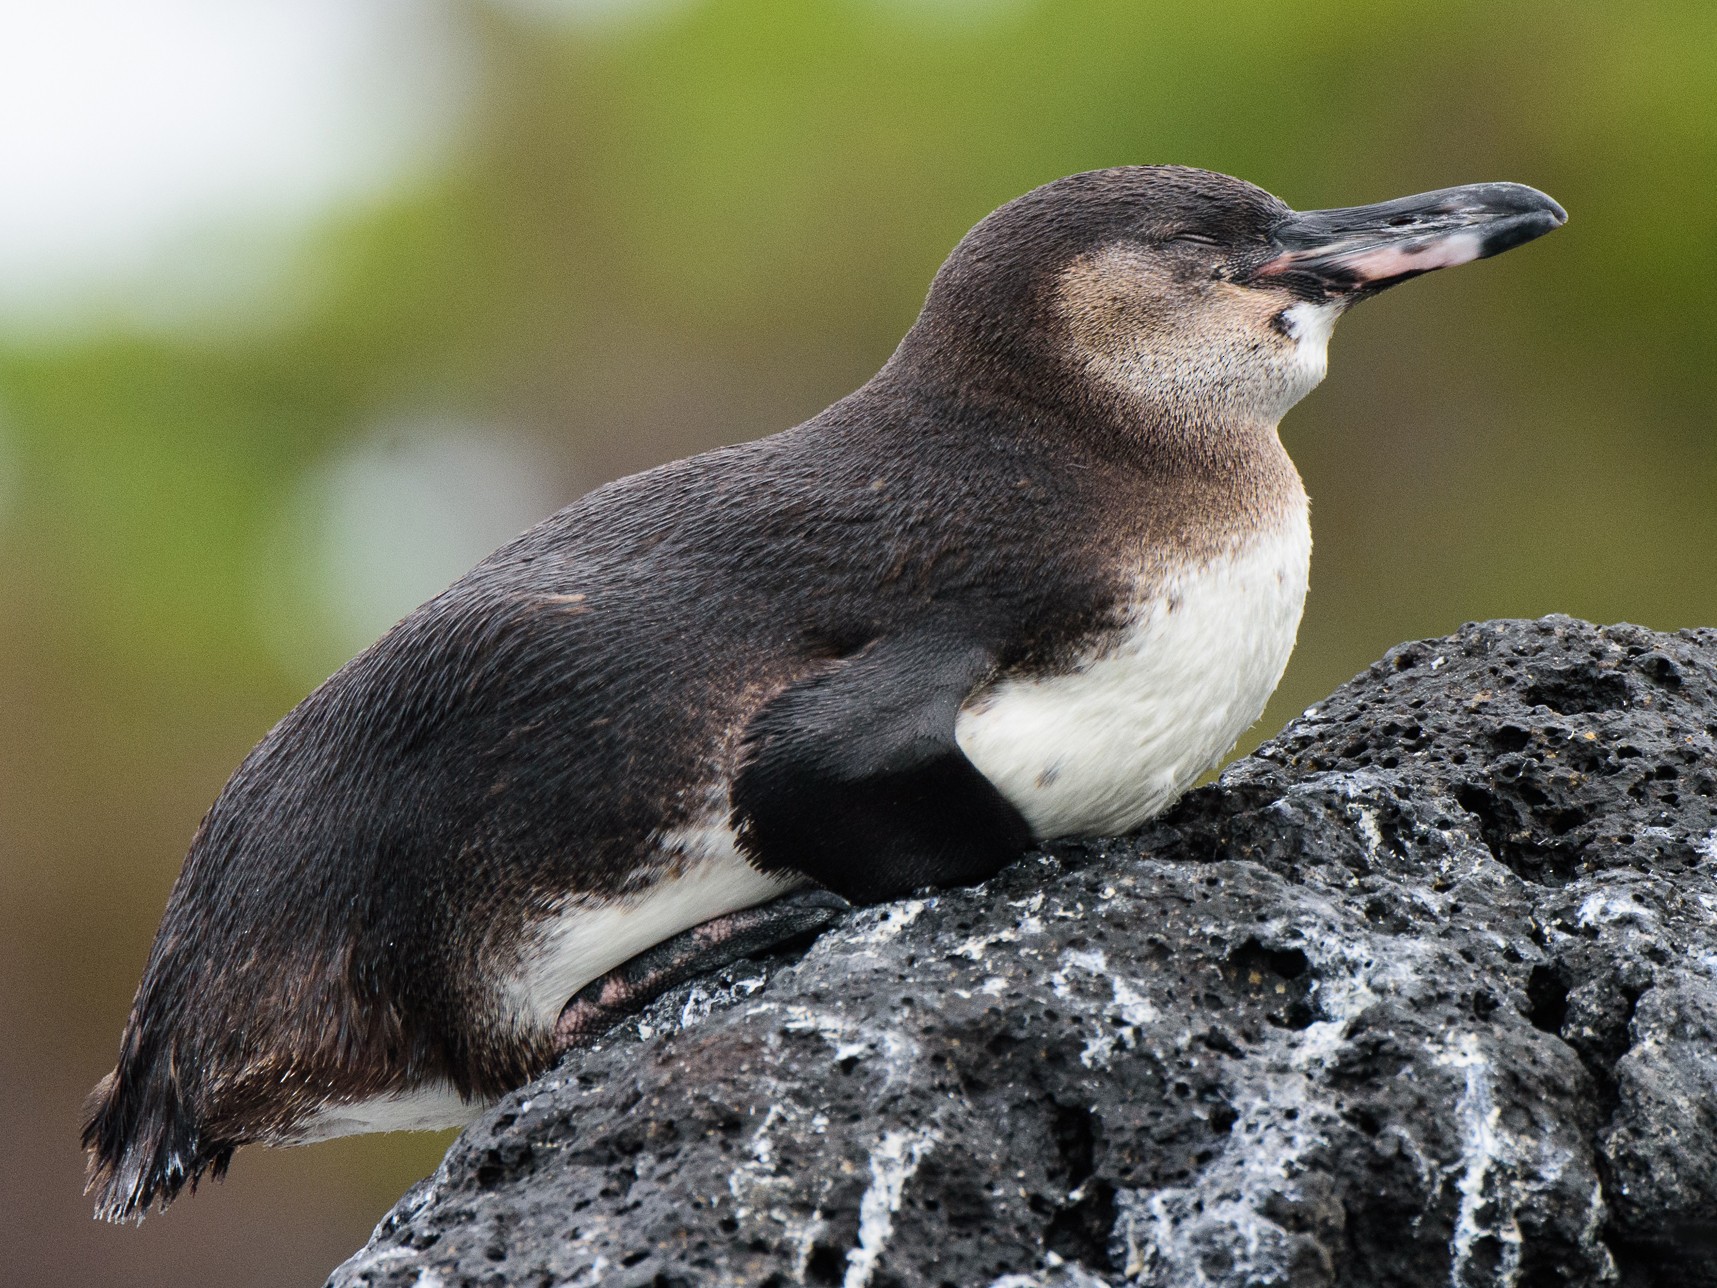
81,1062,236,1223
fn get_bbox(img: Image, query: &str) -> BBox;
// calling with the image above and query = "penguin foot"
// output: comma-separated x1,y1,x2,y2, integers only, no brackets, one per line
551,890,851,1053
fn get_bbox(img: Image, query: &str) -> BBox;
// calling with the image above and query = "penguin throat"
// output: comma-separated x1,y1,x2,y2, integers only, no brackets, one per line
1276,300,1339,395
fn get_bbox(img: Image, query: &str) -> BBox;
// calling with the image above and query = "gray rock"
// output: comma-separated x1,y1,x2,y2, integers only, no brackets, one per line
329,617,1717,1288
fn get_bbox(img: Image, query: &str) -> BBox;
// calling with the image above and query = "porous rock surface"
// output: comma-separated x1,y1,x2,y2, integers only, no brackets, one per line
330,617,1717,1288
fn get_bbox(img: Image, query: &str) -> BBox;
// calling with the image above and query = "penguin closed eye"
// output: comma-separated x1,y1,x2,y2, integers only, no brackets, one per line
83,165,1564,1221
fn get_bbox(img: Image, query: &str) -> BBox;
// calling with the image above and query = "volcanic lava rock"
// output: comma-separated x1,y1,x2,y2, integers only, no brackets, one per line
330,617,1717,1288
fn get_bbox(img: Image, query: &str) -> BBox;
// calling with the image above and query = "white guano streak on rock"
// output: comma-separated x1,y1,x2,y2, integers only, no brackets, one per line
1693,828,1717,864
1439,1032,1522,1288
725,1101,831,1275
1050,947,1109,995
775,1006,919,1088
727,1103,785,1212
788,1210,828,1285
1046,947,1158,1068
848,899,930,948
1576,889,1658,931
1335,771,1395,866
842,1128,938,1288
985,1252,1116,1288
1351,803,1386,862
1119,908,1435,1284
951,927,1021,960
562,1255,612,1287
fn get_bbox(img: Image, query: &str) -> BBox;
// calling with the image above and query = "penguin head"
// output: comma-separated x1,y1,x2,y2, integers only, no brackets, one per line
908,166,1565,429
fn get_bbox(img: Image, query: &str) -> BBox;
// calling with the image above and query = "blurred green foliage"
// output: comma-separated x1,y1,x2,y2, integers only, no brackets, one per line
3,1,1712,1283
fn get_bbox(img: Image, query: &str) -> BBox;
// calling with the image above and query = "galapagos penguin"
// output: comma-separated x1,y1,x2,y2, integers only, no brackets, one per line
84,166,1565,1220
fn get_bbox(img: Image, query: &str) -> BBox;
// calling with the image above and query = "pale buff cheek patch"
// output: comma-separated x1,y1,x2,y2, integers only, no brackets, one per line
1055,250,1335,425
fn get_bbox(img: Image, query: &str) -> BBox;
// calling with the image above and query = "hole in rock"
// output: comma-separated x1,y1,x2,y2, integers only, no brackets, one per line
1227,939,1308,980
1491,725,1532,753
1637,652,1684,689
1044,1178,1117,1272
805,1244,845,1285
1525,965,1569,1035
1523,667,1630,715
1226,939,1318,1028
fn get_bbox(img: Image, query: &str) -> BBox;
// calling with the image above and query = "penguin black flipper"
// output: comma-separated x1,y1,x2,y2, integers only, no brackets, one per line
733,633,1033,903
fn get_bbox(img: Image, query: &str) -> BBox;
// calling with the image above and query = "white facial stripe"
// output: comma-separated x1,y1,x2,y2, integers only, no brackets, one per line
1279,300,1340,394
1280,300,1338,344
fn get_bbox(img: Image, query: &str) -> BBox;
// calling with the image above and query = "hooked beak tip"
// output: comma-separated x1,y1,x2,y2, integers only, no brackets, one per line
1252,181,1566,296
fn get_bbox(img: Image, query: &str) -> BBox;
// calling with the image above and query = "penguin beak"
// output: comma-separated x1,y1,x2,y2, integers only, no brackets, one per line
1248,182,1566,299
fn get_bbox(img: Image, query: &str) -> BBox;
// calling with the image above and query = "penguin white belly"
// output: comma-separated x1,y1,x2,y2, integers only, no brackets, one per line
955,513,1311,839
506,826,802,1032
294,823,797,1142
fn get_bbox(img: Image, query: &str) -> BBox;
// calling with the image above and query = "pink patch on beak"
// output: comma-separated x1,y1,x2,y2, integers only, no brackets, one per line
1258,230,1487,285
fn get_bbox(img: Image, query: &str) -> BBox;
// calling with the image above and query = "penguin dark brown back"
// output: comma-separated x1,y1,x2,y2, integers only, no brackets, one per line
84,165,1564,1220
